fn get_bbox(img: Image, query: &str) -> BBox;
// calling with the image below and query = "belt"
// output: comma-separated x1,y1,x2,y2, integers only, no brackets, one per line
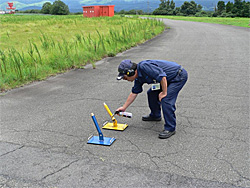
177,66,183,75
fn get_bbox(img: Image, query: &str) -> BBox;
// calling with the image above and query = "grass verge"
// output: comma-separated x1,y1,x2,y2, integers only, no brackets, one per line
0,15,165,91
143,15,250,28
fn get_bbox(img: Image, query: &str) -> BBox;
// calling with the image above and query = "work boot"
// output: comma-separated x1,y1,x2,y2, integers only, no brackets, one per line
158,130,176,139
142,115,161,121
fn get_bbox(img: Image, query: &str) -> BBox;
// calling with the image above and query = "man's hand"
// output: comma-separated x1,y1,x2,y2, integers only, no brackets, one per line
116,106,126,112
159,92,167,102
116,92,138,112
159,77,167,101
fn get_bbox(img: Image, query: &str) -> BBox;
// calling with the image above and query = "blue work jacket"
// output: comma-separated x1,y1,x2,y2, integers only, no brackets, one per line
132,60,181,94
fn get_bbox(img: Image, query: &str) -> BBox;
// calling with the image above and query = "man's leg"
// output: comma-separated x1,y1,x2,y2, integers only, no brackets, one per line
161,91,178,132
147,88,161,118
159,69,188,138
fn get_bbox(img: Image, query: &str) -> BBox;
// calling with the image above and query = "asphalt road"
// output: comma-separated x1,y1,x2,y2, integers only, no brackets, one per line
0,19,249,188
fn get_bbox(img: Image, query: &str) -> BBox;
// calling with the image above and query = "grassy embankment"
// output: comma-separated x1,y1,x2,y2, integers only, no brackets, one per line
144,15,250,28
0,15,165,91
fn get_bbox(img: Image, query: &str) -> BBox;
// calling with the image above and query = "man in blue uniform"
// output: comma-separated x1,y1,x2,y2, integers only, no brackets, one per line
116,59,188,139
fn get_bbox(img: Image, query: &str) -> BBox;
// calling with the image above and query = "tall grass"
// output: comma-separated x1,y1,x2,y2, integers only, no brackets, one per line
0,15,165,91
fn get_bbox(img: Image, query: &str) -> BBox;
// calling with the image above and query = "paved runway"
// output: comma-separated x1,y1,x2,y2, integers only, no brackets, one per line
0,19,249,187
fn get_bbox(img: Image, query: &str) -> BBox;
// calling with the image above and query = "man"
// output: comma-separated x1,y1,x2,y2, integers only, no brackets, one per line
116,59,188,139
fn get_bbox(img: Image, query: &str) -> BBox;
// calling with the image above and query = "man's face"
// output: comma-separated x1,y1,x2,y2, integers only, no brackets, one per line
123,74,136,82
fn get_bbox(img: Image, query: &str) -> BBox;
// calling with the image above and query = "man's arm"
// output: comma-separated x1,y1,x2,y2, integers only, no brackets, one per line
159,77,167,101
116,92,138,112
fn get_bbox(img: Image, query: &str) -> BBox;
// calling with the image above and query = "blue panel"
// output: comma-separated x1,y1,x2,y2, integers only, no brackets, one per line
87,136,116,146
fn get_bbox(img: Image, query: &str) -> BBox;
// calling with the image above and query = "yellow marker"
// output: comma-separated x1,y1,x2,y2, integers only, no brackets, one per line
104,102,114,117
102,102,128,131
103,102,117,126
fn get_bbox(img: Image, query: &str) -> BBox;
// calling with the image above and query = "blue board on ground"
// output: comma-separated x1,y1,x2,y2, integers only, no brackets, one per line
87,136,116,146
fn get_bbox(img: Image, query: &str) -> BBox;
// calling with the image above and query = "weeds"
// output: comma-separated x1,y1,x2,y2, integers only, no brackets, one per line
0,15,165,91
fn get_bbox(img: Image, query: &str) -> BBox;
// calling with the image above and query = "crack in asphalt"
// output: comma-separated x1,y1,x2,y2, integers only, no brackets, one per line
41,159,80,181
1,128,82,139
213,144,250,186
215,152,250,181
127,139,160,169
0,146,24,157
0,174,47,188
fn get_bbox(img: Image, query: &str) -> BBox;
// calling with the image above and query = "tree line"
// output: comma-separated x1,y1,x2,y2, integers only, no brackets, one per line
18,0,70,15
215,0,249,17
117,0,249,18
19,0,249,18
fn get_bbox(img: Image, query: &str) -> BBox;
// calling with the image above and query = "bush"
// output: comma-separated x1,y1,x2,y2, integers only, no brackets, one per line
176,13,185,16
21,9,41,14
41,2,52,14
195,11,209,17
212,12,218,17
220,12,227,17
50,0,69,15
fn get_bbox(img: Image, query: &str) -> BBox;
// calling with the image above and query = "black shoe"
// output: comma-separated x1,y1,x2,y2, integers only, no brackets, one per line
142,115,161,121
158,130,176,139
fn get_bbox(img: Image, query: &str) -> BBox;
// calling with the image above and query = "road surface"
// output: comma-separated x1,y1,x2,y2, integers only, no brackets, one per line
0,19,249,187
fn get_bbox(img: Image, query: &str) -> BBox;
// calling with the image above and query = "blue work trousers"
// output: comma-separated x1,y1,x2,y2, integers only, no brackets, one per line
147,69,188,132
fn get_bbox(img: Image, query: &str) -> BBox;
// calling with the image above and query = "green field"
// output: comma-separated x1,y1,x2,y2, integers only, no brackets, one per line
144,15,250,28
0,15,165,91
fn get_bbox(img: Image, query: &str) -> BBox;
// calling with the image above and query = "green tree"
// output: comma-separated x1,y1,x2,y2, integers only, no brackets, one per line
241,1,250,17
51,0,69,15
136,10,144,15
217,1,225,14
159,0,167,9
226,1,234,13
153,8,167,15
119,10,126,14
41,2,52,14
197,4,203,12
180,1,199,16
153,0,203,16
232,0,243,16
170,0,175,10
166,0,170,9
127,9,136,14
153,0,168,15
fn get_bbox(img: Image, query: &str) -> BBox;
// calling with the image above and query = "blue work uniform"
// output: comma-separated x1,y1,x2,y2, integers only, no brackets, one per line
132,60,188,132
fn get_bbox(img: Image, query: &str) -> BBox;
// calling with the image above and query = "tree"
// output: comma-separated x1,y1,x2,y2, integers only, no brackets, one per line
136,10,144,15
119,10,126,14
159,0,167,9
232,0,243,16
127,9,136,14
50,0,69,15
170,0,175,10
226,1,234,13
41,2,52,14
153,8,168,15
166,0,170,9
180,1,199,16
241,1,250,17
153,0,203,17
217,1,225,14
197,4,203,12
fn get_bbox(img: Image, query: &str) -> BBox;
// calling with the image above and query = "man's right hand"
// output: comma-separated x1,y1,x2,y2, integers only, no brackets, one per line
116,92,138,113
116,106,126,112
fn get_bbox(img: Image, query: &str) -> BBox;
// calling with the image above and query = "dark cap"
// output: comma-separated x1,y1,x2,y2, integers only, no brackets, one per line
117,59,133,80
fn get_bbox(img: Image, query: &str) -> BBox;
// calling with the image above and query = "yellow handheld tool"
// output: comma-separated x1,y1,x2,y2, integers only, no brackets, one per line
102,102,128,131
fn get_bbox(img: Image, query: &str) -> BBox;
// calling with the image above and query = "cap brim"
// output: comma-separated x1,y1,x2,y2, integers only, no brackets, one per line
117,75,124,80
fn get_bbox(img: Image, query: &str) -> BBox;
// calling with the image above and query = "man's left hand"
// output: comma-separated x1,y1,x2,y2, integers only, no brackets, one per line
159,92,167,102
